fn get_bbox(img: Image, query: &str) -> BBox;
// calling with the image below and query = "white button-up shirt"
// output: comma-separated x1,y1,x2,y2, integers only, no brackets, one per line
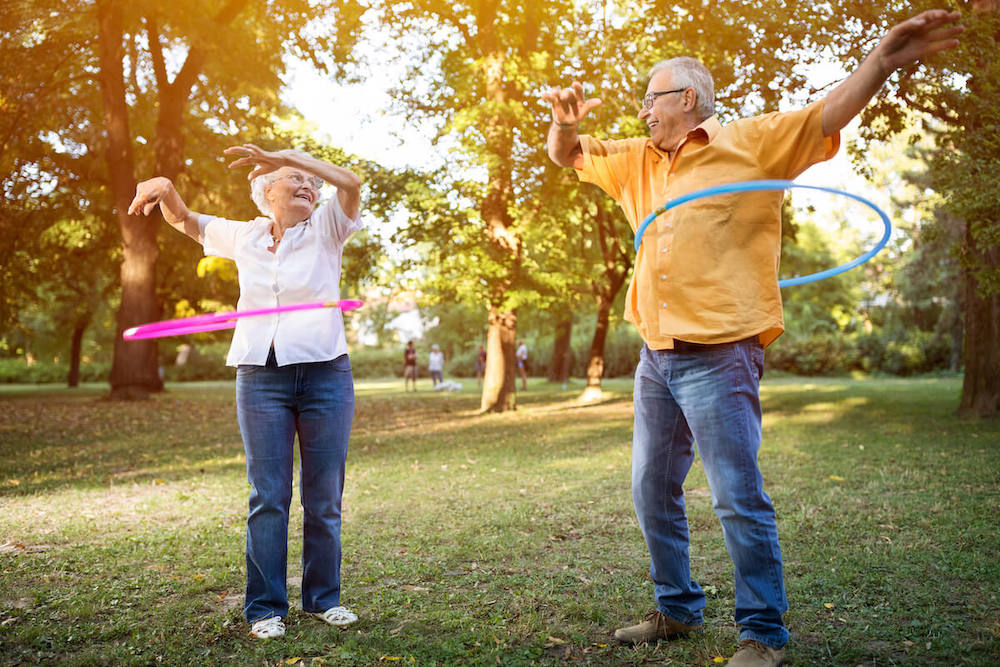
198,195,362,367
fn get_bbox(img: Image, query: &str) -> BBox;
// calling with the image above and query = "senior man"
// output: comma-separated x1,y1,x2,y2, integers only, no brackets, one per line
543,10,961,666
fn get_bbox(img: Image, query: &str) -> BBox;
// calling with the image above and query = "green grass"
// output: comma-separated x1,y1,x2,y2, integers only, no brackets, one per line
1,376,998,665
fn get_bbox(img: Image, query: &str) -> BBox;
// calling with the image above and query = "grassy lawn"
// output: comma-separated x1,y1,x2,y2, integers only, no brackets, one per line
1,375,998,665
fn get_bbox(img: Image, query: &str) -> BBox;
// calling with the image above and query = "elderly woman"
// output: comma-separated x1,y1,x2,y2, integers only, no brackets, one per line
128,144,363,640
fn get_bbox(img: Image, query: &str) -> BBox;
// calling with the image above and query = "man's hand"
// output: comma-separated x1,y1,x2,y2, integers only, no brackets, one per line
128,177,173,216
874,9,964,74
821,9,963,137
542,82,602,128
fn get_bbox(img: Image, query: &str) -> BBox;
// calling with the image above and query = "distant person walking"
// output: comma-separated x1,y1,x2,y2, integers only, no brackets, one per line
516,340,528,390
404,341,418,391
428,344,444,387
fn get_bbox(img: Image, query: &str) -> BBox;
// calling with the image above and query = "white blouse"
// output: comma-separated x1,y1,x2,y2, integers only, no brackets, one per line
198,195,362,367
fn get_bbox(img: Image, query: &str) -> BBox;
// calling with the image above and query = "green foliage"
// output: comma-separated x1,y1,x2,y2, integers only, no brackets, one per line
0,358,110,384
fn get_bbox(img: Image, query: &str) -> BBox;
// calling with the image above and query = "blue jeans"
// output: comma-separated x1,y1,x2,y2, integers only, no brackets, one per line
632,340,788,648
235,350,354,623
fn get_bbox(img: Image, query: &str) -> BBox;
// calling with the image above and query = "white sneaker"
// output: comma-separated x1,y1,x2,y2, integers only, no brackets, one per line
311,605,358,627
249,616,285,639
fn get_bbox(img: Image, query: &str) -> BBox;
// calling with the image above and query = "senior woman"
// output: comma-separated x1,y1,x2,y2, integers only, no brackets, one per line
128,144,363,640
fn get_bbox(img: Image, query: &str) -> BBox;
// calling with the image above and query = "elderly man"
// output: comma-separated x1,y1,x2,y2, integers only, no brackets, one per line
543,10,961,666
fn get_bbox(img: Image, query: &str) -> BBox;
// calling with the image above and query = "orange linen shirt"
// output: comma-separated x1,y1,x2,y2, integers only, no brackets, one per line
577,100,839,350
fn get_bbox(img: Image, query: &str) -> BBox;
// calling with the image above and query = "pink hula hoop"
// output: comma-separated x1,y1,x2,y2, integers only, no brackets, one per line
122,299,364,341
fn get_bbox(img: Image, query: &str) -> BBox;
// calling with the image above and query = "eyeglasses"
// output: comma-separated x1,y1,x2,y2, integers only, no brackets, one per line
641,88,687,112
282,172,323,190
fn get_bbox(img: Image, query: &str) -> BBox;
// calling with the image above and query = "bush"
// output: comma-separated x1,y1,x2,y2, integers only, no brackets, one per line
349,346,406,378
765,328,955,376
0,358,111,384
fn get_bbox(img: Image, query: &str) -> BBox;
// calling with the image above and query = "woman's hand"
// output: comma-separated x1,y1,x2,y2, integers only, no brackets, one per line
223,143,295,180
128,177,174,216
127,176,201,240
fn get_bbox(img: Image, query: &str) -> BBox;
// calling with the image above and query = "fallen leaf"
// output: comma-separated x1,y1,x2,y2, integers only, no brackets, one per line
828,475,846,482
824,603,834,609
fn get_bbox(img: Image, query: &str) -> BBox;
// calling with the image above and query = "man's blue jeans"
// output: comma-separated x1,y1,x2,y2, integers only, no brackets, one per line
632,339,788,649
235,350,354,623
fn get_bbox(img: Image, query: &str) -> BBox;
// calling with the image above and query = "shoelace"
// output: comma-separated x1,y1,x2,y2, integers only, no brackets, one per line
736,639,768,656
642,610,668,634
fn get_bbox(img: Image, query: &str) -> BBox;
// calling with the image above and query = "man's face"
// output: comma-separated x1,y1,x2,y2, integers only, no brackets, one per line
638,68,691,151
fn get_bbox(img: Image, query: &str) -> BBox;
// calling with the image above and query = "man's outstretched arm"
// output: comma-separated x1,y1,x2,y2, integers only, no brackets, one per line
822,9,963,137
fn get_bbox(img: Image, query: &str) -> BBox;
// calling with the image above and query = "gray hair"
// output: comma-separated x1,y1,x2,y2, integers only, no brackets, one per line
648,57,715,121
249,150,321,218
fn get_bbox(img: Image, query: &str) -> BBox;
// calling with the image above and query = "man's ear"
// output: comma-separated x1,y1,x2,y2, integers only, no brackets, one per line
683,88,697,113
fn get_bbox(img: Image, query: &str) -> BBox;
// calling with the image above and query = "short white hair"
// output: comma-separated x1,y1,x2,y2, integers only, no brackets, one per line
248,150,321,218
648,57,715,121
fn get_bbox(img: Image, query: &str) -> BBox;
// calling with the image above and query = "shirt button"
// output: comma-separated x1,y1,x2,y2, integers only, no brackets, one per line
661,302,668,308
660,274,667,280
661,247,669,253
272,283,279,293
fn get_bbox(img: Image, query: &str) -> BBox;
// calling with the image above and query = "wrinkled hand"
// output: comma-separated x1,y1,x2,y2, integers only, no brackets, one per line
223,143,294,180
541,82,602,126
128,177,171,216
877,10,963,73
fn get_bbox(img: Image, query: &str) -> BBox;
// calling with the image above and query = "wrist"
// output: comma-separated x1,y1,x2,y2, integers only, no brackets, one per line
555,121,577,130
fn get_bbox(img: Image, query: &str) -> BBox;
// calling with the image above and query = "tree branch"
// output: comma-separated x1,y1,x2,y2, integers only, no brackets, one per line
146,16,168,92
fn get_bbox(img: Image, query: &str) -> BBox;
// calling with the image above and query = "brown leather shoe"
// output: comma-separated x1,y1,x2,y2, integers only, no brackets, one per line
613,609,702,644
726,639,786,666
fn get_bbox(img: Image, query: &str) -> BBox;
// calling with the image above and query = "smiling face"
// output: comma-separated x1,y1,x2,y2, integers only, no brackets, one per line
265,167,321,223
638,67,700,153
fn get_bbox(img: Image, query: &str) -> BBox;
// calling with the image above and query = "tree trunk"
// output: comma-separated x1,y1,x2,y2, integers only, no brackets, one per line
98,0,162,399
476,38,521,413
958,250,1000,417
957,0,999,417
580,296,613,402
481,308,517,413
580,200,632,401
547,318,572,383
66,312,90,388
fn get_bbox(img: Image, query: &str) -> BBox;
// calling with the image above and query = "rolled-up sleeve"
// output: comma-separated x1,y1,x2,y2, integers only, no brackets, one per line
748,100,840,180
576,136,647,202
312,194,363,245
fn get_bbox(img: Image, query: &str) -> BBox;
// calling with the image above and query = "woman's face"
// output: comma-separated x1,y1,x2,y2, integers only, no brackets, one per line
266,167,320,222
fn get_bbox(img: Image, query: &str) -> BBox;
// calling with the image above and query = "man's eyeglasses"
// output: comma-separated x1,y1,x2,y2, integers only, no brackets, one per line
641,88,687,112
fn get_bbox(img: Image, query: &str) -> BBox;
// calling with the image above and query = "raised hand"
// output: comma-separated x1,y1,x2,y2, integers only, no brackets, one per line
128,177,171,216
876,9,963,73
542,81,602,127
223,143,293,180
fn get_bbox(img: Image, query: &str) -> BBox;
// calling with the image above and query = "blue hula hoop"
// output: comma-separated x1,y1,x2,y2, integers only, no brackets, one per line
633,179,892,287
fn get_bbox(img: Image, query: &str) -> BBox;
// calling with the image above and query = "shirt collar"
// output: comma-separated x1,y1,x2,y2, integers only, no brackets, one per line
254,216,313,252
645,114,723,159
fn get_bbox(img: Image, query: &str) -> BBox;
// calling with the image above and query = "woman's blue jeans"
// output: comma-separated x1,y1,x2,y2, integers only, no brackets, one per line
632,340,788,649
235,350,354,623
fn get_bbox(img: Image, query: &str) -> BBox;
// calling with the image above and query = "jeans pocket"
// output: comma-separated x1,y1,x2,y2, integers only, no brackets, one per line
751,344,764,381
330,354,352,373
237,364,265,377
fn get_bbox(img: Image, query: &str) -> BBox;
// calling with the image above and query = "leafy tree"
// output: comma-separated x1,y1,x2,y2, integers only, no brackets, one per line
847,0,999,415
2,0,365,397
